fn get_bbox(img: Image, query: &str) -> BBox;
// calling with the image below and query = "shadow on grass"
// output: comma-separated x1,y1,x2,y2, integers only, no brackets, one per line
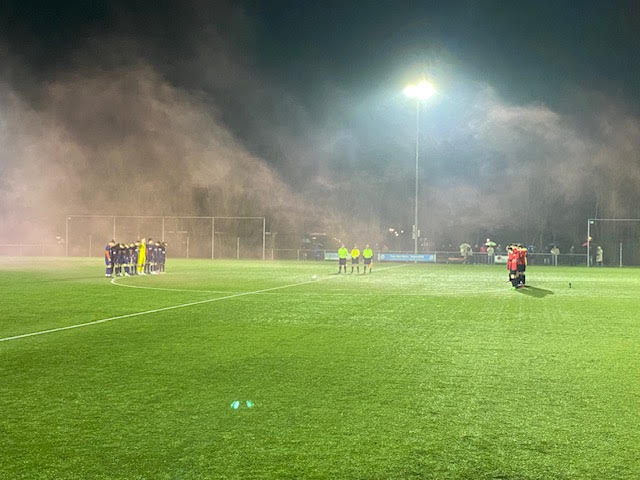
516,286,554,298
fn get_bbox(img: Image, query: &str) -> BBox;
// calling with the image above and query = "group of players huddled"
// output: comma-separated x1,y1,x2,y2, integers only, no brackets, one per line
507,244,527,288
104,238,167,277
337,244,374,274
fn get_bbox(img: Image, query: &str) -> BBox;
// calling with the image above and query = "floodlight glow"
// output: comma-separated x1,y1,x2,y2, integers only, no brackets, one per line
403,81,436,100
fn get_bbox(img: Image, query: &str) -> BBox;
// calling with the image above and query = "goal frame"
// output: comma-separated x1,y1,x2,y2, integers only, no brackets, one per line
65,215,266,260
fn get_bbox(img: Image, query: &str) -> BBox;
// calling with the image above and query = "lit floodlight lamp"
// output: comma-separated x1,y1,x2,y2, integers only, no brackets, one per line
403,80,435,100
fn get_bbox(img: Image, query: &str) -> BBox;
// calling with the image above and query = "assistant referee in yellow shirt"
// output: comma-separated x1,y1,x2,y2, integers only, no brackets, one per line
350,245,360,274
362,244,373,273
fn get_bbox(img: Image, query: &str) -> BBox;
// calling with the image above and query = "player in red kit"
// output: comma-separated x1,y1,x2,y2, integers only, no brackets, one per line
516,244,527,287
507,244,519,288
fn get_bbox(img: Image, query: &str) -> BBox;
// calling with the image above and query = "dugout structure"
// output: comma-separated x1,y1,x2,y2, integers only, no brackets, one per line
586,218,640,267
65,215,266,260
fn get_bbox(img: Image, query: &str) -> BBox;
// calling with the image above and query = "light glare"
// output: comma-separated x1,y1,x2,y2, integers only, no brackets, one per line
404,80,436,100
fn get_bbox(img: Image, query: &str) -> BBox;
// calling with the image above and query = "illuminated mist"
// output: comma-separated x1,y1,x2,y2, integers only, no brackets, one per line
1,3,640,253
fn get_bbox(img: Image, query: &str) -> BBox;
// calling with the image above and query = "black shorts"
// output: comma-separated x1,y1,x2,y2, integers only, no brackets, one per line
517,264,525,272
364,258,372,265
339,258,347,265
351,258,359,264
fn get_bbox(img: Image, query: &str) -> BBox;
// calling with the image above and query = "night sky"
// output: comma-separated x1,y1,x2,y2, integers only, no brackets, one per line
1,1,640,249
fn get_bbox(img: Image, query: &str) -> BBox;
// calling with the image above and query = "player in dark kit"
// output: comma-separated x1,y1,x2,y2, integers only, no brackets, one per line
113,244,121,276
158,242,167,272
121,244,130,276
150,240,158,274
132,242,140,275
145,239,154,274
128,244,135,275
109,242,119,276
104,240,115,277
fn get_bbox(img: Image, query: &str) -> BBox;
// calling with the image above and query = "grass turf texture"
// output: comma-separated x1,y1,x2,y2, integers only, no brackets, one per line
1,258,639,479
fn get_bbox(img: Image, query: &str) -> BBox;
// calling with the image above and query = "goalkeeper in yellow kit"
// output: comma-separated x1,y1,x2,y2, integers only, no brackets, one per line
137,239,147,275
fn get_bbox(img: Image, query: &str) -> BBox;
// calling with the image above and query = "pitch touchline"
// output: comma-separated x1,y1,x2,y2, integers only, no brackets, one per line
0,264,407,343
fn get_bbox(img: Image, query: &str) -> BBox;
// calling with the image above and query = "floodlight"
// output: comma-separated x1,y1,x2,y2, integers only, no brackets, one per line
403,80,435,100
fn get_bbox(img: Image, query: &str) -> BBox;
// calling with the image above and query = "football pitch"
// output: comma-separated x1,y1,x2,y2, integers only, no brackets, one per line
1,258,639,479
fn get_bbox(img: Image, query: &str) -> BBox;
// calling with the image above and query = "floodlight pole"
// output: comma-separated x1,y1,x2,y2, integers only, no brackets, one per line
586,219,591,267
413,99,420,257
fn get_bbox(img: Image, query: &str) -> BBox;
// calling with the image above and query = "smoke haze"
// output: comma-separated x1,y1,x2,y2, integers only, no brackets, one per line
1,2,639,251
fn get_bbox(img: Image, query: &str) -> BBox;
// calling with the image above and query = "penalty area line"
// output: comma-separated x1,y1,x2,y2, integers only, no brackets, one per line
0,263,407,344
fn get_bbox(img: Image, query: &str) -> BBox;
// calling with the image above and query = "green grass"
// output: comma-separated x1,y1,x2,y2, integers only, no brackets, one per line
1,257,640,479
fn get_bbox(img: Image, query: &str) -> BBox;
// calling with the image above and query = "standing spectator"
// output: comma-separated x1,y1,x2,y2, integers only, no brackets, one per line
569,245,576,266
486,244,495,264
459,242,472,264
550,245,560,266
596,246,604,266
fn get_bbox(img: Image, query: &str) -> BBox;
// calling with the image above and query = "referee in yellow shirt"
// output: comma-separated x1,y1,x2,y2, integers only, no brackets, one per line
362,244,373,274
350,245,361,274
337,245,348,274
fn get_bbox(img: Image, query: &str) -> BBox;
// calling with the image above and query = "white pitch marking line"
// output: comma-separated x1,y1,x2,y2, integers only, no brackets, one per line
110,277,233,294
0,264,407,344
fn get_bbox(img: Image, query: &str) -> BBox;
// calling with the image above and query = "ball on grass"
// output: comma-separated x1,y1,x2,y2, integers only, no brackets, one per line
312,274,317,280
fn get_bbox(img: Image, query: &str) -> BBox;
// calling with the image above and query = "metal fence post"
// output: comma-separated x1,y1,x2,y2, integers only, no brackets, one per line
586,219,591,267
620,242,623,267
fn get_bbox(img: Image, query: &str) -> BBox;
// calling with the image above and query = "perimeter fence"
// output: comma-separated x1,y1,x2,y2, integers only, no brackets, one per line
60,215,266,259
